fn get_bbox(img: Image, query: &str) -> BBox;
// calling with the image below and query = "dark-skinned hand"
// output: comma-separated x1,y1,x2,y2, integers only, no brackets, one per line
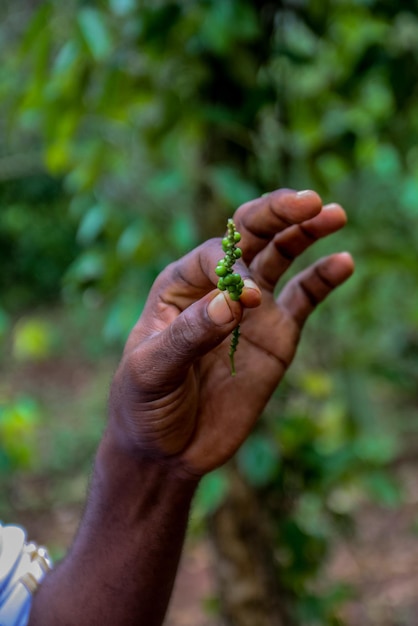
109,189,354,479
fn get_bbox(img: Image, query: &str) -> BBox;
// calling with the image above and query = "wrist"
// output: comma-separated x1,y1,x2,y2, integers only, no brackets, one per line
96,427,201,503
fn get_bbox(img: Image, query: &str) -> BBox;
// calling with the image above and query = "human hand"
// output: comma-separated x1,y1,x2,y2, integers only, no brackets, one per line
108,189,354,479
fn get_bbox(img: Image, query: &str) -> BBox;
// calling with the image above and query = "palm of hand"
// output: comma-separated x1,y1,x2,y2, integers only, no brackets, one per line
181,293,297,475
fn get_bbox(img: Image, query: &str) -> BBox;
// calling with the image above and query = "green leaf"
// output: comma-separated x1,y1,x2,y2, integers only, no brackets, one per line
300,370,333,399
363,471,403,508
19,3,53,55
103,295,145,344
77,205,107,246
237,434,280,487
117,222,144,260
372,144,401,178
0,396,40,469
78,8,113,61
109,0,136,17
171,213,197,252
194,469,229,516
0,308,10,342
12,318,55,361
401,177,418,215
66,251,105,284
209,165,259,208
45,140,72,174
53,41,80,76
354,434,399,464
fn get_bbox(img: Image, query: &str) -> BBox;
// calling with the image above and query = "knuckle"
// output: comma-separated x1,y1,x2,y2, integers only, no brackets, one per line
167,316,197,357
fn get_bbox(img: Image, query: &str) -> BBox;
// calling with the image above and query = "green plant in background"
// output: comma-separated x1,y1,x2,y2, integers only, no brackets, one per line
215,218,243,374
0,176,78,313
0,396,39,472
252,375,401,622
12,317,56,362
0,0,417,623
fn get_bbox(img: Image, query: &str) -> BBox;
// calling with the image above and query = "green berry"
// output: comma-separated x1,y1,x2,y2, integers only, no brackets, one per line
215,265,228,277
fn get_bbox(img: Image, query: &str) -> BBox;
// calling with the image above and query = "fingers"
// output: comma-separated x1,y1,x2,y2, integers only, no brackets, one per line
250,203,348,291
278,252,355,327
146,188,335,314
141,189,346,332
233,189,322,264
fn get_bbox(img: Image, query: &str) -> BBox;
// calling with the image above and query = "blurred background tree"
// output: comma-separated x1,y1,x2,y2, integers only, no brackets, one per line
0,1,417,624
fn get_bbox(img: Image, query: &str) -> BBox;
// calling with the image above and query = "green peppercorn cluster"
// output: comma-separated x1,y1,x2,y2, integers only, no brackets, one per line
215,218,243,375
215,218,244,302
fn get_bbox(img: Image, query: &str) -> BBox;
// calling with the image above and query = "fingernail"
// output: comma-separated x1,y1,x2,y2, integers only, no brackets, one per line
243,278,261,294
323,202,340,210
208,292,235,326
297,189,316,197
337,251,354,262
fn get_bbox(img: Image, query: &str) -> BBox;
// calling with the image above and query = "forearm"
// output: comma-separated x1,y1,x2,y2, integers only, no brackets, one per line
28,429,198,626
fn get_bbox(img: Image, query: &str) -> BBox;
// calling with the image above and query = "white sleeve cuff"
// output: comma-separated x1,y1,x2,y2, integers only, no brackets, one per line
0,523,53,626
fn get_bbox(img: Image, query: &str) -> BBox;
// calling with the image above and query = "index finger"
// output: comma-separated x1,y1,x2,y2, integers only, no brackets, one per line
233,189,322,264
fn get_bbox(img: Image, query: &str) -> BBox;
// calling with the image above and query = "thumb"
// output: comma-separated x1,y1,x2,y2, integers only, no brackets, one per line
138,290,243,383
164,279,262,366
167,290,241,370
207,290,237,325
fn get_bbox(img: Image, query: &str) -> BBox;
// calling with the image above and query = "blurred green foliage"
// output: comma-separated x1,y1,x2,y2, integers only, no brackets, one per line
0,395,40,471
0,0,417,623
